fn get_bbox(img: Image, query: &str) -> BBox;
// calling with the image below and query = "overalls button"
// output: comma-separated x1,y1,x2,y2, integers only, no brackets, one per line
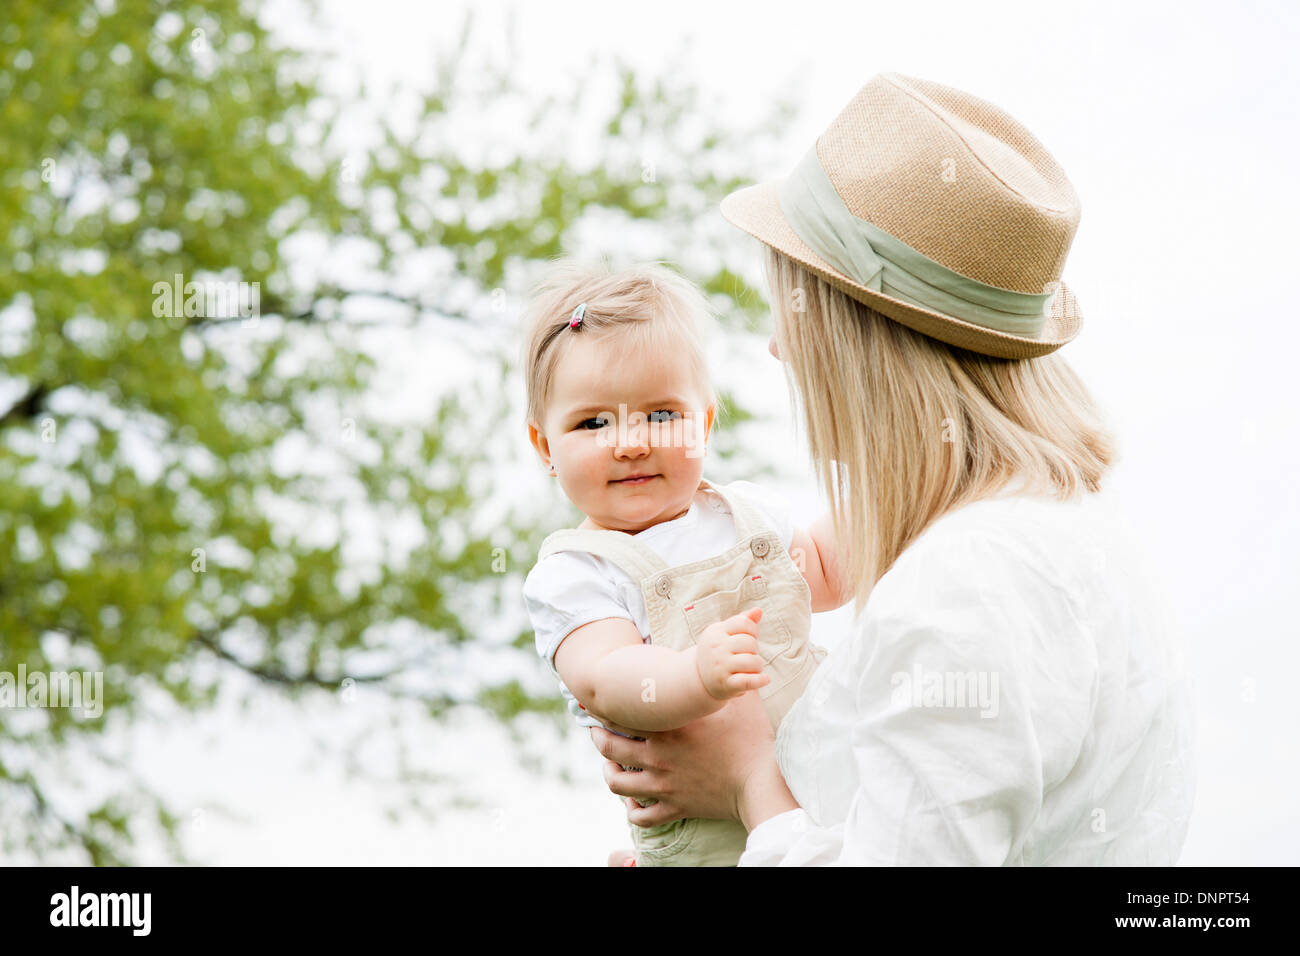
751,538,770,558
654,576,672,598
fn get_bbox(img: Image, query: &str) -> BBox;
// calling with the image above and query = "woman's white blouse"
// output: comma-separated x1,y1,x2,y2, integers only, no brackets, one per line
738,485,1197,866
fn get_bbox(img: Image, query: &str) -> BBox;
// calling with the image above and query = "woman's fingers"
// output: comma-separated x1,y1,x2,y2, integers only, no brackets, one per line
589,726,650,766
584,713,642,739
627,795,681,827
603,759,664,801
590,725,663,810
598,753,686,826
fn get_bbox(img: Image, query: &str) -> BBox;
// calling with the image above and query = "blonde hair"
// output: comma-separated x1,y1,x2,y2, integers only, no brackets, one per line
521,260,720,430
763,246,1117,615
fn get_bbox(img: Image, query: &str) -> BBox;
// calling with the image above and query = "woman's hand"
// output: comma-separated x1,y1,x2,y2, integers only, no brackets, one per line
586,687,791,830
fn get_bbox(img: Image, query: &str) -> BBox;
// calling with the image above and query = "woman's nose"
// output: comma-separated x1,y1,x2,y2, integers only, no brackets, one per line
768,334,781,360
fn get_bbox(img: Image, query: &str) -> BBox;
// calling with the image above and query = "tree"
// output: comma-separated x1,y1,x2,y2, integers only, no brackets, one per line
0,0,794,862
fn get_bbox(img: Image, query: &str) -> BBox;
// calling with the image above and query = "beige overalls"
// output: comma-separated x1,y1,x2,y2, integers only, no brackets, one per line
538,477,828,866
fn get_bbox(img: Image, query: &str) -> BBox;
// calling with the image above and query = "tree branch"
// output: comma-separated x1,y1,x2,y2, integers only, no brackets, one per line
0,383,51,429
191,629,400,689
186,287,474,330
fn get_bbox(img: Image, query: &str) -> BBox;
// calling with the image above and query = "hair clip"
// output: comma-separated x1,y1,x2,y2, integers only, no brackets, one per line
569,303,586,329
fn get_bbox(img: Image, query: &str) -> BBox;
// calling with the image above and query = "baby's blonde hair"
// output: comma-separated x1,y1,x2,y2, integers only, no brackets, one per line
762,246,1117,615
521,260,720,430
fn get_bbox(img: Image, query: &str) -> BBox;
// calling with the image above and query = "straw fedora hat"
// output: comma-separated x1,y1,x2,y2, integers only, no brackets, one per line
721,72,1083,359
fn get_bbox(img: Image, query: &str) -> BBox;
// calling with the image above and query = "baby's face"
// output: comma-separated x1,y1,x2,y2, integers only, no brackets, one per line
533,333,714,533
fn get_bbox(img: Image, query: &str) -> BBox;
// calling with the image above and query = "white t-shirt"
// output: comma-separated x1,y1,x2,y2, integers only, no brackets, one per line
737,484,1197,866
523,480,795,728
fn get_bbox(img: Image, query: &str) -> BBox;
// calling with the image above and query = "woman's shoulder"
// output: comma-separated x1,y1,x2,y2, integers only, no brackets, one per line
871,489,1113,619
846,493,1120,718
919,484,1110,554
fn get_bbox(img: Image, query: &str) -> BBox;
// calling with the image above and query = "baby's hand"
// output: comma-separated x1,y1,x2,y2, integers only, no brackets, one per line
695,607,770,701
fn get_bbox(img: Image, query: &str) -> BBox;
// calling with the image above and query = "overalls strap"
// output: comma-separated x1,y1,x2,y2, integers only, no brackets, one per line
699,477,774,540
537,527,670,585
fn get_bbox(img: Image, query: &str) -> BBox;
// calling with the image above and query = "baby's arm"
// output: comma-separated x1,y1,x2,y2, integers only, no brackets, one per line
791,514,852,612
554,609,769,733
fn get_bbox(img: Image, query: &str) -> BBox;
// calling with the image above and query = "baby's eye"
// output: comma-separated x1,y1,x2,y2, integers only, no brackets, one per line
649,410,681,423
578,416,610,430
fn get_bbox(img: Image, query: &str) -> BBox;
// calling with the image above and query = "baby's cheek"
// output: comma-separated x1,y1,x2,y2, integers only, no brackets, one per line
576,457,609,486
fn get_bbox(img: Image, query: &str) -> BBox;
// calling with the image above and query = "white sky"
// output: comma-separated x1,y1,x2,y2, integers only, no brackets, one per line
18,0,1297,866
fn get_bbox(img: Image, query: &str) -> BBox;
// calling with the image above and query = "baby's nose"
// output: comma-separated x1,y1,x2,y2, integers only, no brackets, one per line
614,420,651,456
614,435,651,457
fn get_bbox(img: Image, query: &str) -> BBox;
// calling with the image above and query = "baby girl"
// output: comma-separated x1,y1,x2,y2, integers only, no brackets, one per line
520,261,849,866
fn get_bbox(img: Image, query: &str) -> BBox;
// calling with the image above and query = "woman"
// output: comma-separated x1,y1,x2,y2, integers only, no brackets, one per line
587,73,1196,865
